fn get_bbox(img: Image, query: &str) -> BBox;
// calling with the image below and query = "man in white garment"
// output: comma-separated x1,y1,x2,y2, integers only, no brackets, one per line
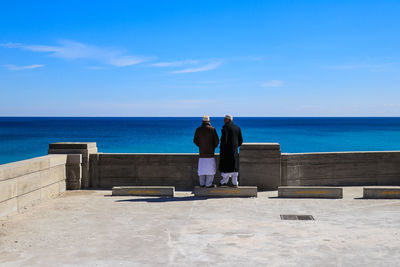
193,115,219,188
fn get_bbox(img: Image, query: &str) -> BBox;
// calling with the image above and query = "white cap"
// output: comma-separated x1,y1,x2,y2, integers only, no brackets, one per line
202,115,210,122
225,115,233,120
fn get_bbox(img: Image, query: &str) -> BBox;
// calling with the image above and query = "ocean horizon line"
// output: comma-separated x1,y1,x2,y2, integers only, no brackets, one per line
1,116,400,118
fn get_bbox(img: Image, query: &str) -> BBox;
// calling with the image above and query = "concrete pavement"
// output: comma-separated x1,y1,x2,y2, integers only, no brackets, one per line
1,187,400,266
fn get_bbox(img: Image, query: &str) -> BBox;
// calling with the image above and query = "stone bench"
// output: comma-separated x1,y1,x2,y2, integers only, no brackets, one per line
278,186,343,199
363,187,400,199
112,186,175,197
194,186,257,198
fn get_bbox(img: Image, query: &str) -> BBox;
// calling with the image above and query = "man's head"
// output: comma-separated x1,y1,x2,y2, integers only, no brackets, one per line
202,115,210,123
224,115,233,124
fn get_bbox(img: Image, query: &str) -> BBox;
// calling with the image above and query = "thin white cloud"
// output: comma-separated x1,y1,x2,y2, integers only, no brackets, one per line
0,40,148,67
151,60,198,67
171,61,223,74
109,56,145,67
261,80,284,87
4,64,44,71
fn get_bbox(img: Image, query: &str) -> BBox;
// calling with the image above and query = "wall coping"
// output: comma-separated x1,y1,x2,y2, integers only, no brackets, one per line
94,153,210,156
241,143,280,150
0,154,67,181
282,150,400,156
49,142,97,149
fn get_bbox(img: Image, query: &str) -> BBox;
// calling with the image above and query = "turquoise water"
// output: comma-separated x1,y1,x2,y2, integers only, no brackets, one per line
1,117,400,165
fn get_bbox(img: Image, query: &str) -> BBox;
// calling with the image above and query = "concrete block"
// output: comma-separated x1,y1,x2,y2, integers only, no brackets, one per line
65,161,82,189
278,186,343,199
0,198,18,218
49,142,97,150
112,186,174,197
67,154,82,164
49,142,97,190
49,165,66,182
240,143,281,190
39,166,65,187
0,179,18,203
17,172,41,195
241,143,280,150
41,183,60,200
48,149,89,157
49,154,67,168
194,186,257,198
18,189,41,210
363,187,400,199
0,156,50,181
59,181,66,193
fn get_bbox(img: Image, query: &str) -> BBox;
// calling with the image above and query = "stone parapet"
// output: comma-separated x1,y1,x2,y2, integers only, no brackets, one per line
0,155,67,218
281,151,400,186
89,153,204,190
239,143,281,190
48,142,97,188
66,154,82,190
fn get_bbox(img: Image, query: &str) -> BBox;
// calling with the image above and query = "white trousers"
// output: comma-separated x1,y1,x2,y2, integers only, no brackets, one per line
220,172,239,186
199,175,214,187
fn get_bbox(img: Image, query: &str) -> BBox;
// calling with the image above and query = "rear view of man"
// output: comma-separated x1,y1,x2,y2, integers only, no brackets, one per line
219,115,243,187
193,115,219,188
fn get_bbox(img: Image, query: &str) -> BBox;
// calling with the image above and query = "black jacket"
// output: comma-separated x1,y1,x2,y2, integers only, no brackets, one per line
194,122,219,158
219,121,243,172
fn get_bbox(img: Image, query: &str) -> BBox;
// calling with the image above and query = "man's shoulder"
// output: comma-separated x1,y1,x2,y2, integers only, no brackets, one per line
231,123,241,131
198,124,215,131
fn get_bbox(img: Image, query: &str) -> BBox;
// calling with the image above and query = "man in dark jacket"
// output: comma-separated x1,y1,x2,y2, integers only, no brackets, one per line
193,115,219,188
218,115,243,187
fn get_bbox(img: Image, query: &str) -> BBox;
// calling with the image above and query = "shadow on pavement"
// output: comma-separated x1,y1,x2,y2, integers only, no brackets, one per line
115,196,207,203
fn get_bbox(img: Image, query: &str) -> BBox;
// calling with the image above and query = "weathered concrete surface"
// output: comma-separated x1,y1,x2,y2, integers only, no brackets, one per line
87,146,400,190
1,188,400,266
48,142,97,188
194,186,257,198
278,186,343,199
89,153,222,190
240,143,281,190
65,154,82,190
0,155,67,218
112,186,174,197
363,186,400,199
281,151,400,186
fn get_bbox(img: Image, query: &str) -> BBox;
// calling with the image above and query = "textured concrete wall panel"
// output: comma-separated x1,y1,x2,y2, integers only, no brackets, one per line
282,152,400,186
0,155,67,219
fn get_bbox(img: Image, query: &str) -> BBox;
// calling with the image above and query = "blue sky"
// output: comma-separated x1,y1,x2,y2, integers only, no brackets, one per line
0,0,399,116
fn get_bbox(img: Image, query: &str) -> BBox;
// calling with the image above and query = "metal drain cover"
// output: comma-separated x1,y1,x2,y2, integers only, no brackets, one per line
280,215,314,220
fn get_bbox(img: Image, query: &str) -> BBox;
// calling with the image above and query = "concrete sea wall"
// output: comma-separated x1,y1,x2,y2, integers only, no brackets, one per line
0,155,68,218
1,142,400,219
89,153,219,190
88,143,282,190
88,146,400,190
281,151,400,186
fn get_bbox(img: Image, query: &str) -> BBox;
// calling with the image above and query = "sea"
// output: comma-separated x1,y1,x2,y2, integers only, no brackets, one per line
1,117,400,165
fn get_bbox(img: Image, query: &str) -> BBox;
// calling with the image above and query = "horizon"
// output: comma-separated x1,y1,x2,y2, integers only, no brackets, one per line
1,116,400,118
1,1,400,116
